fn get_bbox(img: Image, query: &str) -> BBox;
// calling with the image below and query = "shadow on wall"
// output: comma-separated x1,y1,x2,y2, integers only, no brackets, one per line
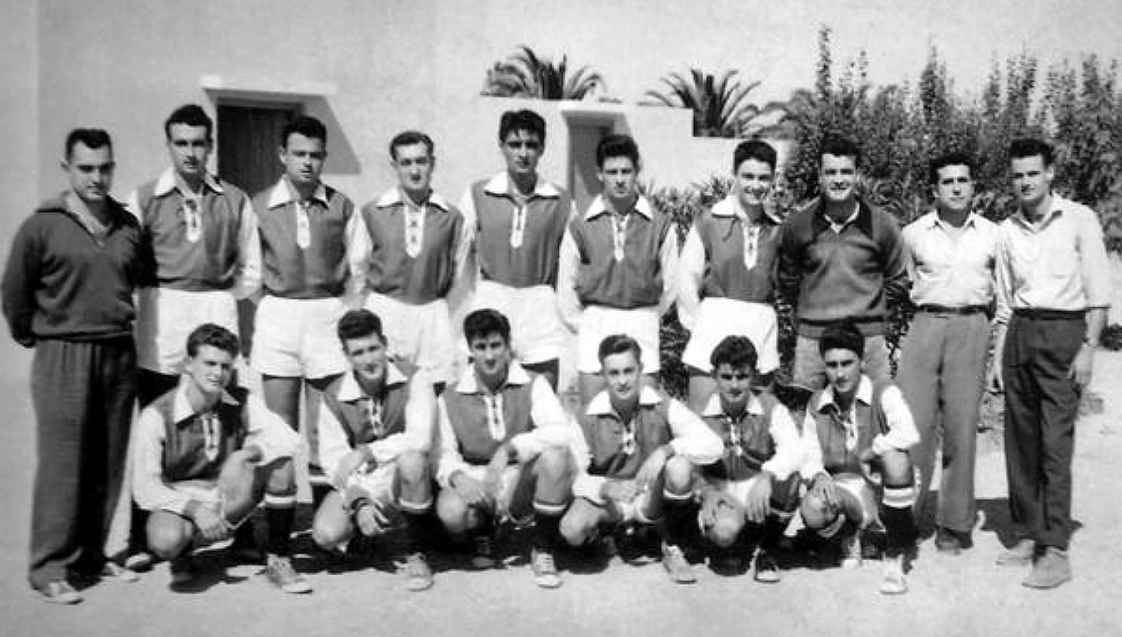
305,96,361,176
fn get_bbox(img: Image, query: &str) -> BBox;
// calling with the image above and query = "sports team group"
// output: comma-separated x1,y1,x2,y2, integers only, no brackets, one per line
2,103,1110,605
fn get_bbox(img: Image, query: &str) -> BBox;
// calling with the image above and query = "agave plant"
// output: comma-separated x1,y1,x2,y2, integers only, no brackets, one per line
643,68,786,138
481,45,603,100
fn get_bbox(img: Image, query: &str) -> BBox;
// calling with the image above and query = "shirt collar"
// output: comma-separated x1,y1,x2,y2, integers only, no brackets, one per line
266,177,329,209
154,167,224,197
337,363,409,402
1011,193,1067,230
814,375,874,413
585,385,663,416
171,377,240,423
583,194,653,221
375,186,450,213
454,361,532,394
701,392,765,418
483,172,561,199
925,210,980,230
809,198,874,237
710,195,782,225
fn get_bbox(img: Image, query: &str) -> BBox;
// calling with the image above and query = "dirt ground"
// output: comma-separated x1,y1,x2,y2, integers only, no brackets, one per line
1,340,1120,637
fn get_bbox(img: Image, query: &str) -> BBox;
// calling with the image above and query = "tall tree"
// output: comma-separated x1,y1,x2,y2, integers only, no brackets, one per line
481,45,603,100
643,68,784,138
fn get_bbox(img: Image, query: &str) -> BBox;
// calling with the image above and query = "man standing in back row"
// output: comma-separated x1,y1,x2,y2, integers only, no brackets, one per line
896,151,999,554
991,138,1111,589
778,136,908,390
3,129,143,603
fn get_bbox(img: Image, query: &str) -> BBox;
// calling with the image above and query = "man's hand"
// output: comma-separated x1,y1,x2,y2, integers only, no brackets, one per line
698,488,741,530
808,473,838,510
451,472,491,508
986,363,1004,394
1071,345,1094,387
332,448,372,490
601,479,639,503
354,500,392,537
192,504,230,542
634,446,669,492
744,474,774,523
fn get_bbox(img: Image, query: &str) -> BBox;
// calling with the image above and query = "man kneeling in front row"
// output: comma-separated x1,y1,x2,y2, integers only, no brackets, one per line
310,309,440,591
694,336,804,582
559,334,723,584
132,324,311,594
798,322,919,594
435,309,577,588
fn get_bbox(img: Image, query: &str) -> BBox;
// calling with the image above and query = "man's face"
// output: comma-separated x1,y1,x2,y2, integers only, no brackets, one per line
469,332,512,388
343,334,388,385
714,362,754,413
280,132,326,189
734,158,774,209
598,156,638,204
1010,154,1054,210
391,142,434,197
501,129,543,180
601,349,642,404
63,142,114,204
184,345,235,397
932,164,974,215
167,123,211,180
822,348,862,396
819,153,858,205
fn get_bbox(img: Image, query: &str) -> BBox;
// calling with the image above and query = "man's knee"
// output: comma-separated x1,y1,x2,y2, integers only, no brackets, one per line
533,446,573,484
706,509,744,549
146,511,192,560
559,500,601,547
662,455,694,496
312,493,353,549
800,493,834,531
435,489,478,535
879,450,914,488
395,450,431,488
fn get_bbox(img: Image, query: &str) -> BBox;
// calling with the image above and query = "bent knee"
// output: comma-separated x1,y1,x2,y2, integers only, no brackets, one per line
395,450,431,486
706,512,743,549
312,502,353,549
146,512,192,559
534,446,573,481
662,455,694,494
879,450,914,487
800,494,832,530
435,490,474,535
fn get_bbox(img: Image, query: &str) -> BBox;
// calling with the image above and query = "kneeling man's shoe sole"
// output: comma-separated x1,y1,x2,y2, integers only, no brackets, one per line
40,581,82,605
661,542,697,584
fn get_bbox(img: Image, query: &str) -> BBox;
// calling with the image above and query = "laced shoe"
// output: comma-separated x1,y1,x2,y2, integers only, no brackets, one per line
530,548,562,589
402,552,434,592
39,580,82,605
753,549,781,584
661,542,697,584
265,554,312,594
100,561,139,583
880,554,908,594
840,532,862,569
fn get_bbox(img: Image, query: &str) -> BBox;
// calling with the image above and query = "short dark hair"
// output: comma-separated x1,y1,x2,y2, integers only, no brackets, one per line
818,135,861,168
164,104,213,141
733,140,777,173
595,134,640,169
186,323,239,358
64,128,112,158
710,336,759,372
389,130,434,159
598,334,642,364
499,109,546,145
281,115,327,147
928,151,975,184
463,309,511,345
818,321,865,358
1008,137,1054,167
337,309,385,345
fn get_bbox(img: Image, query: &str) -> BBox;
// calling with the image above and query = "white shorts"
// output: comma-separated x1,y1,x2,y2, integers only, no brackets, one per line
457,464,524,509
702,474,769,509
365,293,455,383
470,280,568,364
682,298,778,374
251,295,347,379
136,287,239,374
343,462,398,506
599,479,657,524
577,305,661,374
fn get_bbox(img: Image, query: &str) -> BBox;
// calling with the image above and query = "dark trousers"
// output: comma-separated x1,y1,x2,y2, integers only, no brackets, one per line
28,338,137,590
896,311,989,533
1002,313,1083,550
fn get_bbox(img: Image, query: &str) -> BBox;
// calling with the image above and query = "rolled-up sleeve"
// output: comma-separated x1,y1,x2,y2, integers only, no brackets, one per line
1077,207,1112,309
315,399,352,481
132,407,193,515
234,199,262,300
434,396,469,488
658,221,680,315
344,201,371,301
760,404,803,480
666,399,723,465
993,230,1014,325
871,385,920,455
556,227,583,332
799,409,826,479
368,374,437,464
676,225,705,331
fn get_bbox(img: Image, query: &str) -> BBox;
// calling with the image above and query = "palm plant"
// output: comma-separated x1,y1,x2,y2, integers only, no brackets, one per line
643,68,786,138
481,45,603,100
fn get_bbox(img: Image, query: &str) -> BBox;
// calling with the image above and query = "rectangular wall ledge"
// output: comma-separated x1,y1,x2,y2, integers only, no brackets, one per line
200,74,337,100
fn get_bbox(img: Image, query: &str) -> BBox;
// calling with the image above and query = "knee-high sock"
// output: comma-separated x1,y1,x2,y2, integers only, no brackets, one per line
882,484,917,557
659,496,695,547
264,495,295,557
403,510,441,553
